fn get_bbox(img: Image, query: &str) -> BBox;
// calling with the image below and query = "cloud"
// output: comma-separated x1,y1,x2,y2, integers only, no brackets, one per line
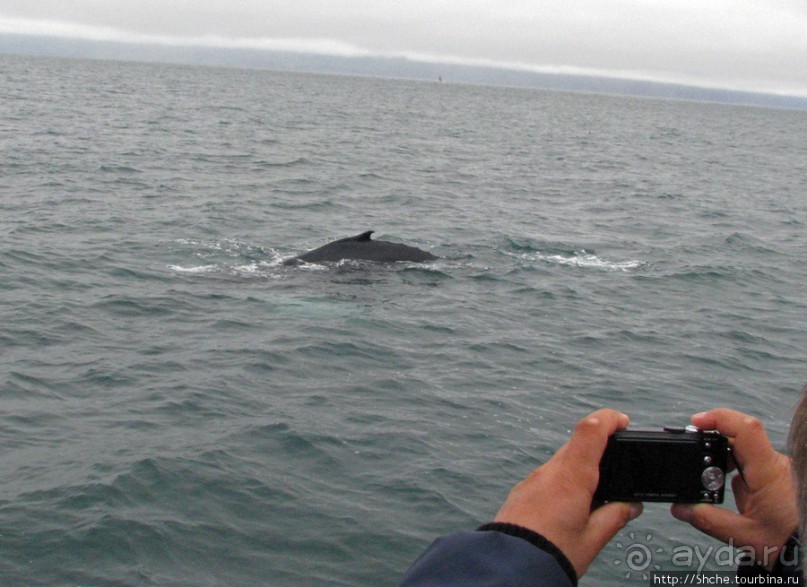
0,0,806,97
0,16,371,57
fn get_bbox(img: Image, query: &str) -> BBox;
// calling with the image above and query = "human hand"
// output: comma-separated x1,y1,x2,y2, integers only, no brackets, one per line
493,409,643,577
671,409,798,570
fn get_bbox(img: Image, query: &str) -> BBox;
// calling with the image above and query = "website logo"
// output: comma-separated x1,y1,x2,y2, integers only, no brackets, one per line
614,532,663,580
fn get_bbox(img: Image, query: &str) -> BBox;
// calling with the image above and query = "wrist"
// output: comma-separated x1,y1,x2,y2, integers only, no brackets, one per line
477,522,578,586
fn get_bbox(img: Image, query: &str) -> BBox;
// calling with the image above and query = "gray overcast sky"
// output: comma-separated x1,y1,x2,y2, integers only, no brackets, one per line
1,0,806,96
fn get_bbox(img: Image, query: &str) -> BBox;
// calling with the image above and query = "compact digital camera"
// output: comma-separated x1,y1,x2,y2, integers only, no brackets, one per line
594,426,730,504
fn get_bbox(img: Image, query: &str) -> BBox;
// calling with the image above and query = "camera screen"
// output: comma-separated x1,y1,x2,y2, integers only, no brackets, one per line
611,442,697,495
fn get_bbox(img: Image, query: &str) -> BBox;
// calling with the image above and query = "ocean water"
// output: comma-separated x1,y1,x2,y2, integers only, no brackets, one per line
1,53,806,586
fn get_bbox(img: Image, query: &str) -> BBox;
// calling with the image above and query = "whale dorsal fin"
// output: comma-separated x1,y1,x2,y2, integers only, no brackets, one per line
351,231,374,242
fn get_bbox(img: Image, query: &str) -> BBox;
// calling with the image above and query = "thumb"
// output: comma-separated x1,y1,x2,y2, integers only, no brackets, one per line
671,504,756,545
571,502,642,575
579,503,643,567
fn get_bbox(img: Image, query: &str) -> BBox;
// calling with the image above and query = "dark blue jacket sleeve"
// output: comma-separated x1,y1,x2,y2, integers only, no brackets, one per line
399,529,575,587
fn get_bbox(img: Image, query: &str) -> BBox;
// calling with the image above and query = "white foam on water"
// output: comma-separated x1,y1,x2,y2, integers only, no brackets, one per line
531,250,644,272
232,260,287,278
168,264,217,274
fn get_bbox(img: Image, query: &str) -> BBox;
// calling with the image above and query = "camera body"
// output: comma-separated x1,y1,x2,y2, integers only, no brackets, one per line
594,427,729,504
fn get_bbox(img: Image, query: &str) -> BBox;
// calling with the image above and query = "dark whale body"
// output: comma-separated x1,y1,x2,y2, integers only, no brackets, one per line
283,231,437,265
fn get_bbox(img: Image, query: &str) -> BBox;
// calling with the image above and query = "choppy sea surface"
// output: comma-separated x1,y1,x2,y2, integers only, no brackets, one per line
1,54,805,585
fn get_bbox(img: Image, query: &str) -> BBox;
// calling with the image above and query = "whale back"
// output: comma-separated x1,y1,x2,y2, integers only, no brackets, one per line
284,231,436,265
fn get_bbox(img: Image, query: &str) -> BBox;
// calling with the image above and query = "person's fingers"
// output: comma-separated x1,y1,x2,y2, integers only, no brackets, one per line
691,409,775,472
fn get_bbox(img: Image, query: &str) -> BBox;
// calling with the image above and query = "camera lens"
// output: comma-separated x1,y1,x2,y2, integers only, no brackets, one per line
701,466,725,491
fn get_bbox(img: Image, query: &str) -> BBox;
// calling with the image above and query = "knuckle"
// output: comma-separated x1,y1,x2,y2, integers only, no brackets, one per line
574,416,599,435
743,416,764,433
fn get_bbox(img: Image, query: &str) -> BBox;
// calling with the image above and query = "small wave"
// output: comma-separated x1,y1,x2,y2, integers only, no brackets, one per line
92,297,175,317
253,157,311,168
99,164,140,174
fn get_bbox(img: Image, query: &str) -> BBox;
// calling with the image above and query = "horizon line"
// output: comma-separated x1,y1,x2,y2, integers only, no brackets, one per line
1,16,806,101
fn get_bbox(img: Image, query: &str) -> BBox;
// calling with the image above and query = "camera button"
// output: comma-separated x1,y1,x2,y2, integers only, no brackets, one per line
702,466,725,491
704,456,713,465
663,426,687,433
